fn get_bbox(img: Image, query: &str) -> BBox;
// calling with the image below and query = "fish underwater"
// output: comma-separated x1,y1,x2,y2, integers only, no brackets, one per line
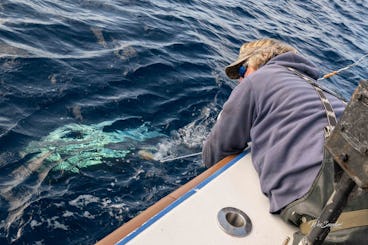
0,120,166,239
0,120,165,240
21,120,166,173
19,104,218,174
0,151,57,238
0,106,216,241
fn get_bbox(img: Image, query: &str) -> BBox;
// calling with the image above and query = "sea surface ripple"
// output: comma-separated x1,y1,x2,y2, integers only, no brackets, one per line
0,0,367,244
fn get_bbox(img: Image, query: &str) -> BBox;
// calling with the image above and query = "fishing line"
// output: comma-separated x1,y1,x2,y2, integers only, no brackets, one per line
318,53,368,81
316,53,368,103
159,152,202,163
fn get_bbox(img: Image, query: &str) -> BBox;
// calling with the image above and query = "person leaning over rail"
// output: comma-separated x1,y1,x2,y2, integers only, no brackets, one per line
202,38,367,244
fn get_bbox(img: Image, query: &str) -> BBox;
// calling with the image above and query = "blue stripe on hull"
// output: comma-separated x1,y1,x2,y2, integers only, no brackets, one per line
117,149,250,245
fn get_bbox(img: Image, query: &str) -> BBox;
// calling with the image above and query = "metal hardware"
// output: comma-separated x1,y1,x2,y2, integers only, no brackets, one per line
217,207,252,237
304,80,368,244
325,80,368,189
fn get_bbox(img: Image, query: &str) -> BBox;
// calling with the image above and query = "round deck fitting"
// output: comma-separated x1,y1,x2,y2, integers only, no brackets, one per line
217,207,252,237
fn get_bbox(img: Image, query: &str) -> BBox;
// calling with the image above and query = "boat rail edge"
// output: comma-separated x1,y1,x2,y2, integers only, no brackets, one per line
96,152,248,244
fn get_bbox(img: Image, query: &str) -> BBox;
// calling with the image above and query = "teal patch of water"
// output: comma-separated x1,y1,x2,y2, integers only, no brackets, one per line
23,121,165,173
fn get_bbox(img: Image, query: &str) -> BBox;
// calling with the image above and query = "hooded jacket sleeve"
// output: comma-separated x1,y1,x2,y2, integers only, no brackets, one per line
202,79,255,167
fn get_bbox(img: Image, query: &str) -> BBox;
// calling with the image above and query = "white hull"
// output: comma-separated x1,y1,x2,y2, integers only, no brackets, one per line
98,150,297,244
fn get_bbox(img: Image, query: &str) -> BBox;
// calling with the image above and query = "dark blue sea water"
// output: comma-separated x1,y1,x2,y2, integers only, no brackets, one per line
0,0,367,244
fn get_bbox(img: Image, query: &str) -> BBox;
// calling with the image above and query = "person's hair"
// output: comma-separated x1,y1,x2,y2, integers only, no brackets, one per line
243,39,298,69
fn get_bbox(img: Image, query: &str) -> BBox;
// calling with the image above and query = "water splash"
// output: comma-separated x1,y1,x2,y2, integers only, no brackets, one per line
151,104,219,162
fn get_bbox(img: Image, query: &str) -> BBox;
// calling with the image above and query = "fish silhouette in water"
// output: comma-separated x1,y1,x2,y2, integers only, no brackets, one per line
22,120,166,173
0,151,57,239
0,121,165,240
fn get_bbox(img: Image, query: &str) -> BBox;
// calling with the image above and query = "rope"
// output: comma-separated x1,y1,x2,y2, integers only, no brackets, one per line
318,53,368,81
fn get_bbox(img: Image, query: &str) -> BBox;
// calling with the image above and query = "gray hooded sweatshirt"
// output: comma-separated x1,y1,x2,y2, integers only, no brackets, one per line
202,52,345,213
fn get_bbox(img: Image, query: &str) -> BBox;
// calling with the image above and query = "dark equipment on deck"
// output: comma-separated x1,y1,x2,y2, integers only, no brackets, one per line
302,80,368,245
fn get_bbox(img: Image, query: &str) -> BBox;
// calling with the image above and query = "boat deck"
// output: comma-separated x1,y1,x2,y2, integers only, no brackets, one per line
98,150,297,244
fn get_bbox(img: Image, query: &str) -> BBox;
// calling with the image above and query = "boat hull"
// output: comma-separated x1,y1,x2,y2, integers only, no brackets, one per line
98,150,297,244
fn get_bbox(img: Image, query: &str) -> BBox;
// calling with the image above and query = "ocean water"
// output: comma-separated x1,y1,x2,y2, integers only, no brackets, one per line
0,0,367,244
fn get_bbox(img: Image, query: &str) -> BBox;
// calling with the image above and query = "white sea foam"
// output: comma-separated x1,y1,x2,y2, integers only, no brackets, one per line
101,197,112,207
83,211,95,219
62,211,74,218
152,104,219,162
46,217,68,231
30,220,43,229
68,194,100,208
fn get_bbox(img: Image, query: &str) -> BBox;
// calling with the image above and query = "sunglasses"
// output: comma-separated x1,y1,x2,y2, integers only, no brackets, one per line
238,65,247,78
